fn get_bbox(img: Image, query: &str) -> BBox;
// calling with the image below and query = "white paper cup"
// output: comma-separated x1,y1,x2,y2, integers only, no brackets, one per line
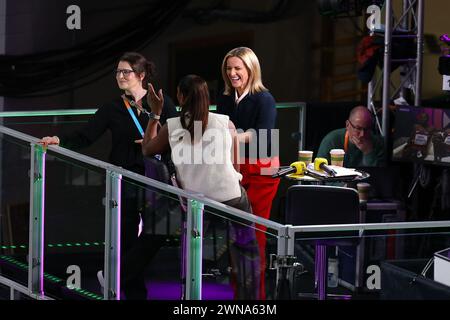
298,150,313,166
330,149,345,167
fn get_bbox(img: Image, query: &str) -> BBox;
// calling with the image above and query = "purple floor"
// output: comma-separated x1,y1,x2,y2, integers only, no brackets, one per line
147,281,234,300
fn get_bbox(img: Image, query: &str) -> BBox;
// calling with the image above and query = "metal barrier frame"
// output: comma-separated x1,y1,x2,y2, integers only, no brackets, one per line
0,125,286,300
1,105,450,300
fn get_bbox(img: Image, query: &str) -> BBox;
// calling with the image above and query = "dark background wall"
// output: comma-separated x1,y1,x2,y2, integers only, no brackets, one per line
1,0,320,226
2,0,318,109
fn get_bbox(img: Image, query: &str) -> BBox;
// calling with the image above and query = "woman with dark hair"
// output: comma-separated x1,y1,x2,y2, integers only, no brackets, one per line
142,74,261,300
40,52,178,299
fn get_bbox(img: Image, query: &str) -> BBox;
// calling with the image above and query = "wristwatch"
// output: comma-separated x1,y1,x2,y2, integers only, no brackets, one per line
148,112,161,120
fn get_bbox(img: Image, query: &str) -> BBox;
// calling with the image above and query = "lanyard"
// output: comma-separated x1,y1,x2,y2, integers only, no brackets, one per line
123,97,162,161
344,131,349,153
123,97,144,138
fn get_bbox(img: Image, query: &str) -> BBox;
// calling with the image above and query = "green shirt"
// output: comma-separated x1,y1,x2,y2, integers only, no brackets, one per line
316,128,385,167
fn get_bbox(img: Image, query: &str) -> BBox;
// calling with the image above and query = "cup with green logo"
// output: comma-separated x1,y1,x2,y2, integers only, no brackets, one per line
357,182,371,202
330,149,345,167
298,150,313,166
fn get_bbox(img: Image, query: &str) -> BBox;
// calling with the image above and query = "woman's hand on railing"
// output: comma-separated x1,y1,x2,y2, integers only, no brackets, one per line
39,136,60,146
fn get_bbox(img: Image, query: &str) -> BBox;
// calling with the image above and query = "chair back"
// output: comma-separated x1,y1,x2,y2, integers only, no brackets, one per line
285,185,360,241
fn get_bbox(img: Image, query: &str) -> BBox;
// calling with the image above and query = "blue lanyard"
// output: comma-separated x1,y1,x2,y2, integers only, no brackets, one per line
123,98,144,138
123,97,161,161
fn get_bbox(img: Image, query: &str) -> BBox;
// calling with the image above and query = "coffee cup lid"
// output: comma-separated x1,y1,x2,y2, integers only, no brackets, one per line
357,182,370,187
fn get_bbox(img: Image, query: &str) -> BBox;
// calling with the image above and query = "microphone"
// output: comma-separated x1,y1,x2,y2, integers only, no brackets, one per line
314,158,337,177
272,161,306,178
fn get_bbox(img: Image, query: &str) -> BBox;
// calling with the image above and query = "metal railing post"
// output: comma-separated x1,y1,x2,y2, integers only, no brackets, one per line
382,0,393,142
274,225,295,299
28,143,46,297
185,199,204,300
415,0,424,106
298,103,306,151
104,170,121,300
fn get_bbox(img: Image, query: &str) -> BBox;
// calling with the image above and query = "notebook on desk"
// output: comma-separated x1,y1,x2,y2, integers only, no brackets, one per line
306,164,362,181
287,165,362,182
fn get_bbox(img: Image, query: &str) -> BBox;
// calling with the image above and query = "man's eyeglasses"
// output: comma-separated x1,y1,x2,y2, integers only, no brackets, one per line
115,69,135,78
348,119,372,133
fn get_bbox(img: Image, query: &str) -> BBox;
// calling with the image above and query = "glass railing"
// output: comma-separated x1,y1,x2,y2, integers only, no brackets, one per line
0,134,31,293
42,150,106,300
202,203,280,300
290,221,450,300
2,106,450,301
0,123,287,300
119,176,185,300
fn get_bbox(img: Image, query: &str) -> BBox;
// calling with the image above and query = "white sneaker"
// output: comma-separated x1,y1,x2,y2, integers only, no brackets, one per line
97,270,105,294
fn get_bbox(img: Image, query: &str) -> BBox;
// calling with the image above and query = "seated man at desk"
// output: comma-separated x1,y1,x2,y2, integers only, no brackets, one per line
317,106,385,167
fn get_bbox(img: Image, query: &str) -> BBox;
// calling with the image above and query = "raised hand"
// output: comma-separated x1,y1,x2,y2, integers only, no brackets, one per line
352,136,373,155
147,83,164,116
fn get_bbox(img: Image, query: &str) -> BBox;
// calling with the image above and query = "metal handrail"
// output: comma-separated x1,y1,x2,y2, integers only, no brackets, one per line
0,103,305,119
289,220,450,233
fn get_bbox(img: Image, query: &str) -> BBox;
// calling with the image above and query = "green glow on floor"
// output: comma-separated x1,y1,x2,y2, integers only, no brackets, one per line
0,255,103,300
0,237,222,251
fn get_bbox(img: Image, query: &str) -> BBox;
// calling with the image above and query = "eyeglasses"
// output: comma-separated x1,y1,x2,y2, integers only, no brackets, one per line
348,119,372,133
115,69,135,78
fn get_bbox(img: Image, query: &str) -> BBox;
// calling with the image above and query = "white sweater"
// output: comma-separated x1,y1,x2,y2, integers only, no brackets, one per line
167,113,242,202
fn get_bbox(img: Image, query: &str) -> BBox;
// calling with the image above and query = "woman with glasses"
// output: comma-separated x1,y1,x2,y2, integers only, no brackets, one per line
317,106,385,167
40,52,177,299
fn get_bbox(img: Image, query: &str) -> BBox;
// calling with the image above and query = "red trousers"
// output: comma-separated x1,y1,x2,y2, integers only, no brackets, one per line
239,157,280,300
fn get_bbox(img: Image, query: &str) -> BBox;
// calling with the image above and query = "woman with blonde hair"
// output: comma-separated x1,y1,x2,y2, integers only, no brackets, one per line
217,47,280,300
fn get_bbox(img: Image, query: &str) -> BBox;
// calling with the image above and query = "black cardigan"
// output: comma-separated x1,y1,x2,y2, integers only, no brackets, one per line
216,91,277,159
61,93,177,174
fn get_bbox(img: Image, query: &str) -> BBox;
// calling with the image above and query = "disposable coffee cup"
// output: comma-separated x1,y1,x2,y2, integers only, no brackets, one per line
298,150,313,166
330,149,345,167
357,182,371,202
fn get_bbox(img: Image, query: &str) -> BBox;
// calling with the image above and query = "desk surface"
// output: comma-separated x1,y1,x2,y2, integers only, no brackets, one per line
285,165,370,183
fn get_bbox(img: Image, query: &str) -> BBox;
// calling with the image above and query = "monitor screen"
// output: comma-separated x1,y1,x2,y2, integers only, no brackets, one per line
392,105,450,166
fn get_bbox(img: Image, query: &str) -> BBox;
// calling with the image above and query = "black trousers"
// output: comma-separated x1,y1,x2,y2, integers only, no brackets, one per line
120,183,165,300
222,185,261,300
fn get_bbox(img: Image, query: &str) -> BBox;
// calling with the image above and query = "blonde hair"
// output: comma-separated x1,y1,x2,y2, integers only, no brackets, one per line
221,47,268,95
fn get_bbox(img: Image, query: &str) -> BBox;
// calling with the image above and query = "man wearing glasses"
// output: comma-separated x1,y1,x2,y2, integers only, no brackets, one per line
317,106,385,167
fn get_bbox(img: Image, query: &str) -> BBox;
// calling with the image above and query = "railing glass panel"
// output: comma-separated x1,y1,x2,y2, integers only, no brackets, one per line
291,223,450,300
120,176,184,300
43,149,106,300
202,204,280,300
0,133,31,288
